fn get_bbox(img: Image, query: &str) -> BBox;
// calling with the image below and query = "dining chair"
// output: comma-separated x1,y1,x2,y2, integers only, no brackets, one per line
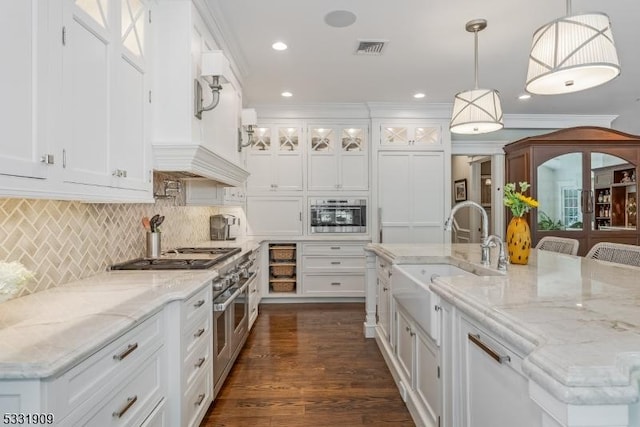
535,236,580,256
585,242,640,267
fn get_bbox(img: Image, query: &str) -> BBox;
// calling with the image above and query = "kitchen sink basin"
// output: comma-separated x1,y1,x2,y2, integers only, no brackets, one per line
392,264,479,344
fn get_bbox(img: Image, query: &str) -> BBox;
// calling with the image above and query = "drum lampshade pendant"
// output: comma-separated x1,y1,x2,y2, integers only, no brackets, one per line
450,19,503,135
525,1,620,95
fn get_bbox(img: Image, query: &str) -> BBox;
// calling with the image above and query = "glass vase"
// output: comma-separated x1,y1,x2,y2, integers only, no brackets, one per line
507,216,531,265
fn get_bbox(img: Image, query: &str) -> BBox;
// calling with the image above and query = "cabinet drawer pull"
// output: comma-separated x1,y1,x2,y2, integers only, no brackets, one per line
468,333,510,364
331,282,341,286
330,261,341,265
112,395,137,418
113,343,138,361
406,326,411,332
383,287,388,291
195,393,206,406
330,246,341,250
193,299,205,308
194,328,205,338
195,357,206,368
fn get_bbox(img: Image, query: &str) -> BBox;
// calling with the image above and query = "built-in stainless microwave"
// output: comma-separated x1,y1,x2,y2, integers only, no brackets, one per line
310,199,367,233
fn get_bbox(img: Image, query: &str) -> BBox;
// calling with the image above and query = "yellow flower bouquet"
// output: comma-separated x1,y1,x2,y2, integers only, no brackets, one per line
503,182,538,217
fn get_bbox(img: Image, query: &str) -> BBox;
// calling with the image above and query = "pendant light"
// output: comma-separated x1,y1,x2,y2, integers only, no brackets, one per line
450,19,503,135
525,0,620,95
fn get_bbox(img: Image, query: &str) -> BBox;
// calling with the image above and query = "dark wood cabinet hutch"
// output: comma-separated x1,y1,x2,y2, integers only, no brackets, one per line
504,127,640,256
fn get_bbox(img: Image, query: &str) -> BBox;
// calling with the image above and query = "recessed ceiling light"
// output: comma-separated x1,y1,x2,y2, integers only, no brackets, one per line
518,93,532,100
413,93,426,99
324,10,357,28
272,41,288,51
281,91,293,97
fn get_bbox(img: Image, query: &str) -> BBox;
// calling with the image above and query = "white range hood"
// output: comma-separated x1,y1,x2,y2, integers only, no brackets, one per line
152,143,249,187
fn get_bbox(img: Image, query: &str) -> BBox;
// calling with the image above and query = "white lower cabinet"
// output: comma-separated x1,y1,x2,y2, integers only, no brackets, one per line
75,350,164,426
301,242,366,297
165,284,213,427
458,316,541,427
376,257,392,343
0,312,169,426
394,303,441,427
249,246,262,327
141,399,167,427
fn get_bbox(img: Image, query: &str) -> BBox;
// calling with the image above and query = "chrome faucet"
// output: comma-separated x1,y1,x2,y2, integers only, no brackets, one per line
485,234,508,271
444,200,491,266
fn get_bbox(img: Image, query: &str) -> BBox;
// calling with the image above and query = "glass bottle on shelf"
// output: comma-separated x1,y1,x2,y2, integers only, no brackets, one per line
598,192,603,203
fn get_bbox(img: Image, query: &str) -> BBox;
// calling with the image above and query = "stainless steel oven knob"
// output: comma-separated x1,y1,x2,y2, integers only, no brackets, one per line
212,279,224,291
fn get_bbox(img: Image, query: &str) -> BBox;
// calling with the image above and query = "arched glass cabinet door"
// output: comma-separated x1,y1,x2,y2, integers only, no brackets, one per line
536,153,584,232
591,153,637,231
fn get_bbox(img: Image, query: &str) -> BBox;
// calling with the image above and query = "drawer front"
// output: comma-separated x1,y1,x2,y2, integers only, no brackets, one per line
303,256,364,271
140,399,167,427
183,335,211,390
78,349,164,427
183,285,211,327
183,365,211,427
183,313,211,358
302,243,365,256
51,312,164,419
302,274,365,295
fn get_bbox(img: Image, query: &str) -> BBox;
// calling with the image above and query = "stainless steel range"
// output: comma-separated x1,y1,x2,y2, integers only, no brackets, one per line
110,246,258,398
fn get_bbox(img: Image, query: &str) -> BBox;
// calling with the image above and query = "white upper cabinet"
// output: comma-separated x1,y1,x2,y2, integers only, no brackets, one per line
246,124,303,193
0,0,153,201
0,1,50,181
61,0,151,193
61,0,112,188
112,0,152,191
379,123,442,150
307,125,368,192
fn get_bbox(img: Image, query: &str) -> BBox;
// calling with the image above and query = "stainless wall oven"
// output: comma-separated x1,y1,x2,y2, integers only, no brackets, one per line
310,199,367,233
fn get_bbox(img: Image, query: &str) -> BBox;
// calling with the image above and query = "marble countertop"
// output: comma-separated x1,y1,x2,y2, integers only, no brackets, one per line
366,243,640,405
0,239,261,380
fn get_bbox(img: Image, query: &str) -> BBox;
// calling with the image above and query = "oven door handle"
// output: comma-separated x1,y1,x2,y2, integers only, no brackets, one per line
213,282,249,312
213,287,240,312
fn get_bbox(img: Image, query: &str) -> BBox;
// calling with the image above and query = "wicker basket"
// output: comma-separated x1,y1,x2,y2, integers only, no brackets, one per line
270,263,295,277
270,245,296,261
271,281,295,292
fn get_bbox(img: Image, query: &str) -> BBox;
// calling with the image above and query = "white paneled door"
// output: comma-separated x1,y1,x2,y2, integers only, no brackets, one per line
378,152,445,243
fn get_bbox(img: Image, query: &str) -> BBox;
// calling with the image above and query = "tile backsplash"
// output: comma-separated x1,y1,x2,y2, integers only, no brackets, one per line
0,179,245,296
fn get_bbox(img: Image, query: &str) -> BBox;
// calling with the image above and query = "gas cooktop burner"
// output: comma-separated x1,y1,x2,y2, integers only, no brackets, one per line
110,247,241,270
173,247,241,255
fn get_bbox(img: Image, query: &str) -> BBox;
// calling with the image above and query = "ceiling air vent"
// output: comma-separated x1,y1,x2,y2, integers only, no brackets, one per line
355,40,387,55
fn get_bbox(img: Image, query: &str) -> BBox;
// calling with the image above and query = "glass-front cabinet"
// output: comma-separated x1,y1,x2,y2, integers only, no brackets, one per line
505,127,640,255
307,124,368,192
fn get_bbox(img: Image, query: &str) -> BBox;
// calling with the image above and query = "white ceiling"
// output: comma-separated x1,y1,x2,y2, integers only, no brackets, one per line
208,0,640,133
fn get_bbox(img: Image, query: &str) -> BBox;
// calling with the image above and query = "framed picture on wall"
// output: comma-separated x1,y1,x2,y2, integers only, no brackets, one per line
454,179,467,202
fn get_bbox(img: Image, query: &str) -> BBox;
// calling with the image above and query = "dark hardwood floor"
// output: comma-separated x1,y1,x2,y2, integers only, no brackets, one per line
201,303,415,426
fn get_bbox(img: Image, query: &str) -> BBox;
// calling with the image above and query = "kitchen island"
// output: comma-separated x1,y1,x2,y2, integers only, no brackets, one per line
365,243,640,427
